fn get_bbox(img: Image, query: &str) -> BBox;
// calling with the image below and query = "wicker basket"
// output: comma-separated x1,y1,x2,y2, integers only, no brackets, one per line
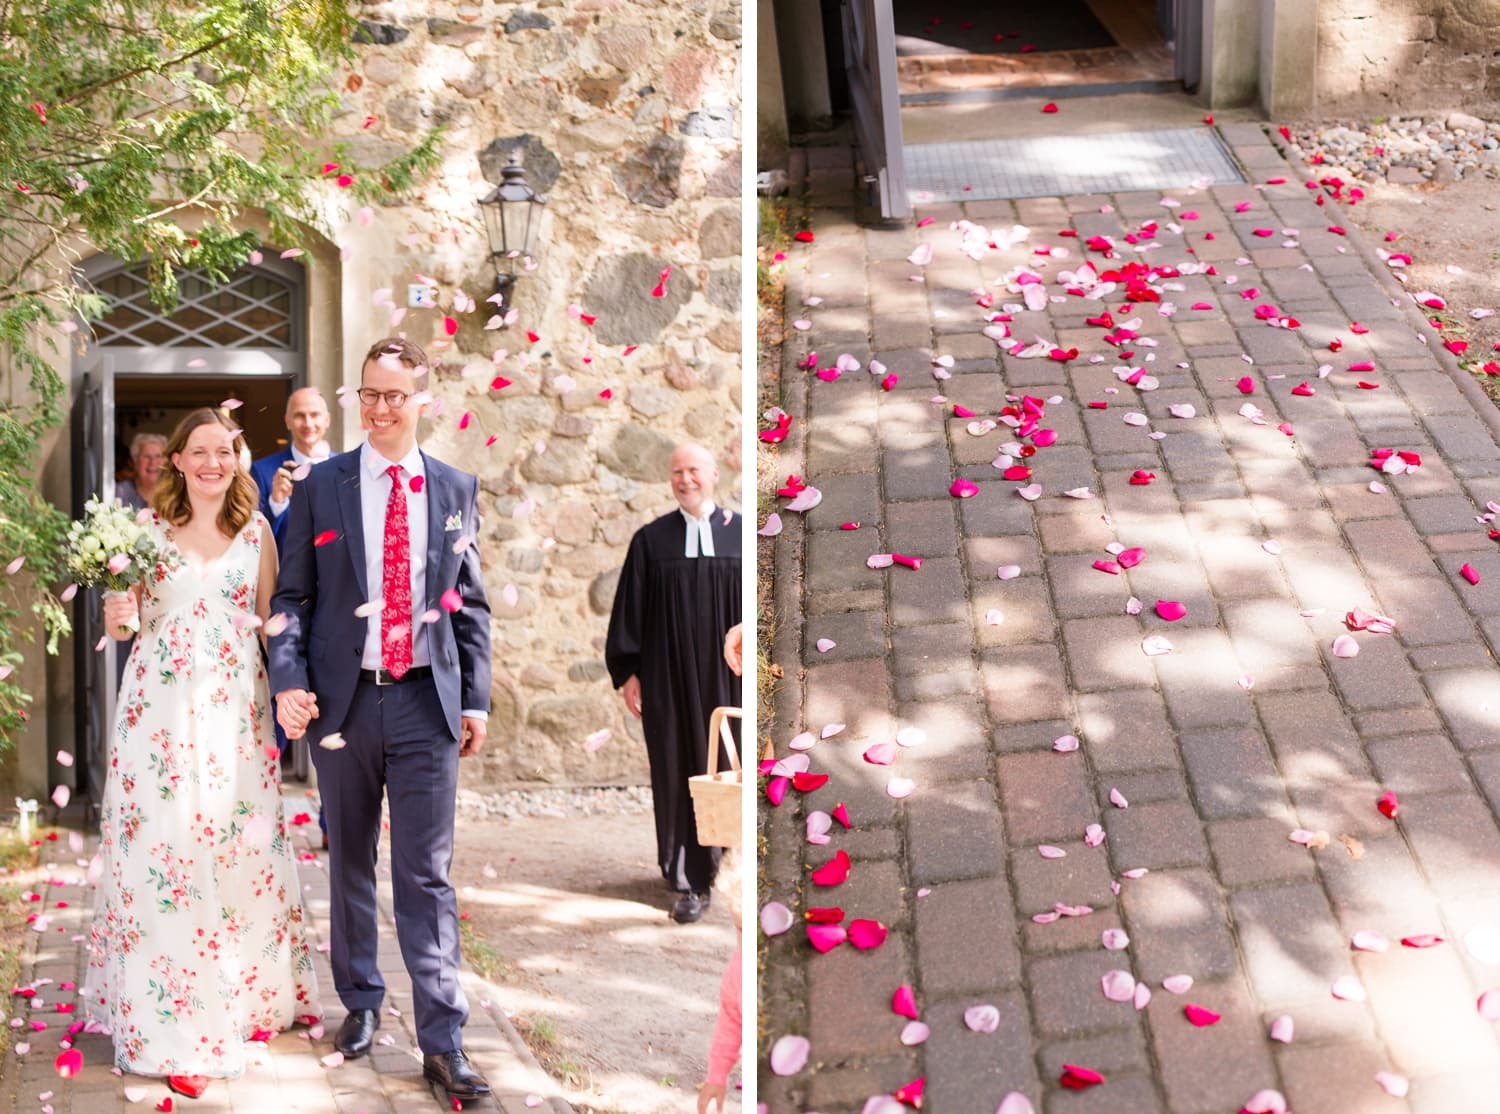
690,706,742,848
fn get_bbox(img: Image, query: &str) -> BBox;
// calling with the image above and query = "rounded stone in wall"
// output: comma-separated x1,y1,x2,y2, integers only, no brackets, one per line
595,24,653,71
552,501,596,546
580,252,690,346
354,20,409,45
597,422,677,482
627,385,677,419
505,9,554,33
520,440,594,485
506,547,546,574
427,17,487,46
589,568,622,615
706,268,740,311
568,660,609,683
480,134,561,195
527,694,615,750
699,208,739,259
612,135,684,211
709,3,741,41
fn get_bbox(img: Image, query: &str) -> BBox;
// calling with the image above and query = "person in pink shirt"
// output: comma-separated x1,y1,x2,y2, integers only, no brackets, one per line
698,851,742,1113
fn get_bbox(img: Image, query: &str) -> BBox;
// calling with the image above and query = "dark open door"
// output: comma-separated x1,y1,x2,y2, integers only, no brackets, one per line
843,0,910,221
70,364,114,810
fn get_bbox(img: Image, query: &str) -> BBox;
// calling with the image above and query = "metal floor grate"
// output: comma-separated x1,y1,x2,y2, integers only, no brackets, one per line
904,127,1246,202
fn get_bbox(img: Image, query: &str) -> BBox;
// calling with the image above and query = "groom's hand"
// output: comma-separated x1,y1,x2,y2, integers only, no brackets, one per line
276,688,320,739
459,716,486,757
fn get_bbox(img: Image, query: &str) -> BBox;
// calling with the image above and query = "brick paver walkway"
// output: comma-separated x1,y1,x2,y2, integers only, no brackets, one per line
760,125,1500,1114
4,820,568,1114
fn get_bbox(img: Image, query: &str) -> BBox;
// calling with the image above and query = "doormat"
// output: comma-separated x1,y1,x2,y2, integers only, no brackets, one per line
904,127,1246,203
893,0,1115,56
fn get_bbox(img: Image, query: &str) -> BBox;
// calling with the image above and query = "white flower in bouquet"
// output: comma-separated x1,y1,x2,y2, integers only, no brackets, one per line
65,498,168,593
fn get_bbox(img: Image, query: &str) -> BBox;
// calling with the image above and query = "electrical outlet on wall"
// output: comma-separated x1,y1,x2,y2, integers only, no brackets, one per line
407,284,438,309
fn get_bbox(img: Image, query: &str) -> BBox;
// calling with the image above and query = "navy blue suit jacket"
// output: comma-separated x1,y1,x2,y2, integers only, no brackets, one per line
250,448,295,550
267,447,492,743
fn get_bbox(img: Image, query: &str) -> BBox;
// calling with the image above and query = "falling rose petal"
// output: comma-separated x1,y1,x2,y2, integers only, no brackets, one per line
55,751,73,768
900,1021,930,1046
892,985,919,1019
1038,845,1067,859
124,1086,149,1103
985,608,1005,626
1053,735,1080,753
1102,928,1130,950
887,777,916,799
1142,635,1174,656
1374,1072,1409,1098
1331,635,1360,658
1101,970,1136,1002
318,733,346,750
584,728,611,753
313,529,338,547
964,1004,1001,1033
1270,1014,1295,1042
353,599,385,619
1183,1003,1221,1027
1331,976,1366,1001
769,1035,810,1076
440,588,464,613
758,514,783,537
51,786,69,809
1162,975,1194,994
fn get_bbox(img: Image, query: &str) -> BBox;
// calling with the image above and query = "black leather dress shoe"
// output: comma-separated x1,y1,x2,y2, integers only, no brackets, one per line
334,1008,380,1057
424,1049,492,1097
672,891,711,923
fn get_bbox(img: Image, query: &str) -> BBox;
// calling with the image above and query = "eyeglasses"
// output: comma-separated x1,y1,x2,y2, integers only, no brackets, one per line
356,388,409,409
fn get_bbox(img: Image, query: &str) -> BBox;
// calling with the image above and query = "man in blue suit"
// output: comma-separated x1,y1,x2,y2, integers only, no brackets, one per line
268,337,494,1101
250,386,331,548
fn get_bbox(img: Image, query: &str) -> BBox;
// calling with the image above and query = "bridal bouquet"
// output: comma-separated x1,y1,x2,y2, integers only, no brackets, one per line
65,498,168,630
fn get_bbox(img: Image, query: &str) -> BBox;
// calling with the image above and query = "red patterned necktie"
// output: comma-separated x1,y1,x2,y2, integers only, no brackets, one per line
381,464,413,679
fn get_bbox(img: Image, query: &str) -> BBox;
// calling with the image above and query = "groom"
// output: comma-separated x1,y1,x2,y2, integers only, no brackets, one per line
268,337,493,1101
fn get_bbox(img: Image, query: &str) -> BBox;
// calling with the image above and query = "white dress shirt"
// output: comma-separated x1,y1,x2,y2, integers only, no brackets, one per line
359,442,430,671
681,500,717,558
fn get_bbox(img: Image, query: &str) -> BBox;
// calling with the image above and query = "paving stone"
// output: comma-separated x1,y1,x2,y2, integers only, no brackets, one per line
1119,868,1238,983
1074,691,1179,773
905,779,1005,885
1181,726,1293,820
1035,1025,1151,1079
1104,801,1209,872
1010,840,1117,915
920,992,1038,1114
1027,950,1139,1037
1062,615,1156,691
1145,976,1275,1113
1231,882,1350,1007
807,608,886,663
1208,816,1319,887
1374,573,1476,647
996,750,1095,844
972,577,1057,647
1326,629,1429,710
915,877,1022,995
889,554,968,626
1277,1042,1403,1114
1101,769,1187,807
964,534,1043,579
980,643,1070,725
1401,792,1500,902
1366,733,1472,796
1426,666,1500,751
1355,942,1500,1074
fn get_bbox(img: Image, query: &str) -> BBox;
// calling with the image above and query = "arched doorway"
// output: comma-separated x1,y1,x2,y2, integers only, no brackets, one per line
71,254,308,809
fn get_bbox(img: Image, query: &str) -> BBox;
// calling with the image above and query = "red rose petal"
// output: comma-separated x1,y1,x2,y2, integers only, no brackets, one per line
805,906,845,923
892,1077,925,1106
1183,1003,1221,1027
792,771,828,792
847,918,888,950
1401,934,1444,948
1060,1065,1105,1090
1377,791,1399,819
832,801,851,828
810,849,851,886
313,529,337,547
892,984,919,1019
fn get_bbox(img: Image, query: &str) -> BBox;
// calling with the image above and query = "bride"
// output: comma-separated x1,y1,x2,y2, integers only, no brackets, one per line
83,406,321,1092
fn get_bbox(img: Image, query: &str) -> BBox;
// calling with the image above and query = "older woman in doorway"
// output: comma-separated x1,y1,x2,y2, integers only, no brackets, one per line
84,407,321,1096
115,432,167,511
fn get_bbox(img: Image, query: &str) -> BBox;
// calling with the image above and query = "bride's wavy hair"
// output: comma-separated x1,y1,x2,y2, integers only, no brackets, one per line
153,407,259,536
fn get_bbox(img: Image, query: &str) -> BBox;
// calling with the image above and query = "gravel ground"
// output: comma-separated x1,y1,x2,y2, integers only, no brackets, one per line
1284,110,1500,185
456,783,655,821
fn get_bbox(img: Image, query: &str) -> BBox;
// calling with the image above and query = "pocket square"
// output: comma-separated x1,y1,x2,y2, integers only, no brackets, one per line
444,512,462,532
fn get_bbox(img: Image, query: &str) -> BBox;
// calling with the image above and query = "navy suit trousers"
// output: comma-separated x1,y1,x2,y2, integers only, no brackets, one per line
311,673,467,1055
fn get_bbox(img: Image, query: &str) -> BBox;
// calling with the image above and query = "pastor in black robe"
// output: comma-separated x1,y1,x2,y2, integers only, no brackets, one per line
605,507,742,893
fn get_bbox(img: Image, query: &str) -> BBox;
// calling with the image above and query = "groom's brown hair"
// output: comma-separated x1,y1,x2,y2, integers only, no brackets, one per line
362,337,429,384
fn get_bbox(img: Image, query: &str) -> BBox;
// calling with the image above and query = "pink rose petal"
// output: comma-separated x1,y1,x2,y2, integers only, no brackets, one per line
963,1004,1000,1033
1269,1014,1294,1042
758,514,783,537
1084,824,1106,847
1038,845,1067,859
1331,634,1360,658
1162,975,1193,994
847,918,888,950
1241,1090,1288,1114
887,777,916,799
807,923,846,953
1101,969,1136,1002
1109,787,1129,809
1053,734,1080,752
892,985,918,1019
815,638,836,654
863,742,897,766
1133,982,1152,1011
997,564,1022,580
769,1034,811,1076
899,1021,930,1046
1332,976,1366,1001
1142,635,1174,656
1351,930,1388,953
760,902,793,936
1478,988,1500,1020
1374,1072,1409,1098
1155,600,1187,622
1102,928,1130,950
996,1095,1035,1114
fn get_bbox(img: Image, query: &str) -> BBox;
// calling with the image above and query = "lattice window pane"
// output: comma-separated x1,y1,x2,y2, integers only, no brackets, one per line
95,262,298,349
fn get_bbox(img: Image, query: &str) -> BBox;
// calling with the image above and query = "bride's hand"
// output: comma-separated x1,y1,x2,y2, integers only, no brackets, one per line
103,592,139,638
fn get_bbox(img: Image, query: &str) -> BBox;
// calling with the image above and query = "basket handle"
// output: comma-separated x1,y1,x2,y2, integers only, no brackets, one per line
706,706,742,777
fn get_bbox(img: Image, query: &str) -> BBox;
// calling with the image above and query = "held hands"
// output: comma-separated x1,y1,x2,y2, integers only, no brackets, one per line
276,688,320,740
270,462,296,504
723,623,743,677
460,716,487,757
103,592,139,639
621,674,643,719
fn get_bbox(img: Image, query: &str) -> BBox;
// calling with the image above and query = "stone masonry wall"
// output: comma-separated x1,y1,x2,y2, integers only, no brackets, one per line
334,1,742,786
1316,0,1500,115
